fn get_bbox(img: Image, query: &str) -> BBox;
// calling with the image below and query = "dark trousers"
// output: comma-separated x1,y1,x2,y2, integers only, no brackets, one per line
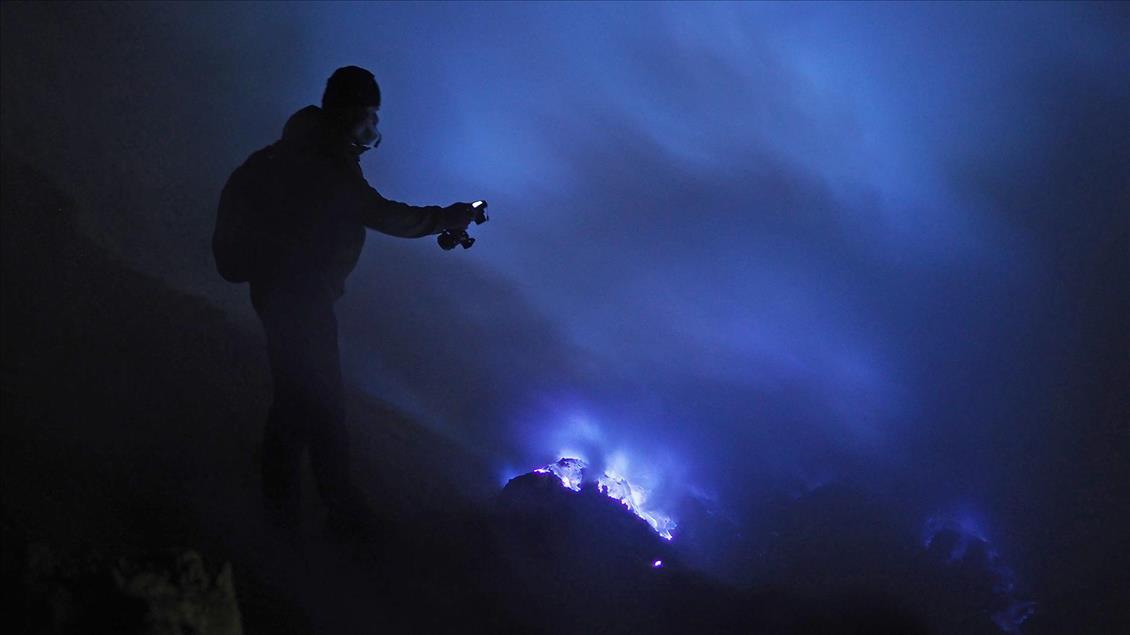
251,281,352,525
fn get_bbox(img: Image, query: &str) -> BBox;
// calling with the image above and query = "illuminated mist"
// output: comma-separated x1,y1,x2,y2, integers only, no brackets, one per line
2,2,1126,633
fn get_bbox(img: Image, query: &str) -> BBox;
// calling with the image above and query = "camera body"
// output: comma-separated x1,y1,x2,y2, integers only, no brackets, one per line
438,200,489,250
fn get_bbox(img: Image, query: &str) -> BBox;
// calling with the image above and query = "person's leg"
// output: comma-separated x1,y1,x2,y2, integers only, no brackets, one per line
261,402,305,528
254,287,315,529
303,300,356,521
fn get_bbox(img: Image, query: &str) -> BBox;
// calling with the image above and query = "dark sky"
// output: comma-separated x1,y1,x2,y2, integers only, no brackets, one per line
3,0,1127,614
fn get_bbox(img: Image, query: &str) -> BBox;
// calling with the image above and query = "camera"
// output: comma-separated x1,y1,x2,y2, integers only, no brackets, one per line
438,200,489,250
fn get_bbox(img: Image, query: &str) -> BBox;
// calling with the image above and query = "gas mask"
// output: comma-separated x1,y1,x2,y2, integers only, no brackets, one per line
350,108,381,150
352,118,381,150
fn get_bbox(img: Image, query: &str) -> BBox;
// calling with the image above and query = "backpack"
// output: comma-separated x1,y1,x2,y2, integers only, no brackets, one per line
212,151,272,283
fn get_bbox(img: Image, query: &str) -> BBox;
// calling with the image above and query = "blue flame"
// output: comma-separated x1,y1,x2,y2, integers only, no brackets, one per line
922,512,1035,633
528,457,678,541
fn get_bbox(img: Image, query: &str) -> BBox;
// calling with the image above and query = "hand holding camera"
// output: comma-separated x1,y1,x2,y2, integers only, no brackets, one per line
438,200,488,250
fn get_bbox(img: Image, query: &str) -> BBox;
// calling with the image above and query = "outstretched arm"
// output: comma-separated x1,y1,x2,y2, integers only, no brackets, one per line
358,181,472,238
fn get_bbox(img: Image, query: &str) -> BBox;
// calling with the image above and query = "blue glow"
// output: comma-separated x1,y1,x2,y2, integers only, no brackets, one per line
922,512,1036,633
1,2,1123,632
922,510,990,561
83,3,1120,627
287,11,1124,628
525,457,677,541
296,1,1126,522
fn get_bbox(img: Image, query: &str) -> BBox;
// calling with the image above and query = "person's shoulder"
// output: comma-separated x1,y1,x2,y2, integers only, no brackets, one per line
281,105,330,145
283,104,323,128
238,144,281,174
248,106,321,167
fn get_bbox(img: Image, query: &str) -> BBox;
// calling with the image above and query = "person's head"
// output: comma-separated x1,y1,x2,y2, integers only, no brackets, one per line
322,66,382,149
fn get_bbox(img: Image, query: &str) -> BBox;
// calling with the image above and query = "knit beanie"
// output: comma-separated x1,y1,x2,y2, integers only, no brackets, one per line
321,66,381,110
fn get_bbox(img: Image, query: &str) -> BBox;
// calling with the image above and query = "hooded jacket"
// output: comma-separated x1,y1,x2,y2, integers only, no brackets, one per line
231,105,459,299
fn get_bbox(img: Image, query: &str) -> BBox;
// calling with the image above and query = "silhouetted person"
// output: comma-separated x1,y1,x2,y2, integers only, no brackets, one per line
218,66,477,533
